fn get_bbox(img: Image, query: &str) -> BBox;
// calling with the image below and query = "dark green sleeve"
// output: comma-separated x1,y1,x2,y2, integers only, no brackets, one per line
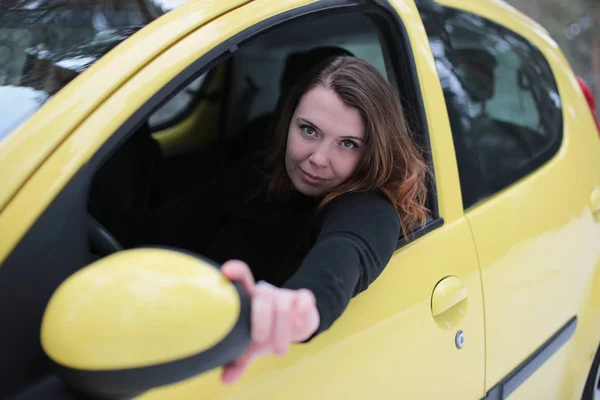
283,191,400,336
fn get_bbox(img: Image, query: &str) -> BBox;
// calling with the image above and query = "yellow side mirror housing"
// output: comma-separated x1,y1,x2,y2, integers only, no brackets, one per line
41,248,250,399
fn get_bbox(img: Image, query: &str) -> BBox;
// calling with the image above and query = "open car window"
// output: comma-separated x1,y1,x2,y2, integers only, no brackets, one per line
88,6,434,256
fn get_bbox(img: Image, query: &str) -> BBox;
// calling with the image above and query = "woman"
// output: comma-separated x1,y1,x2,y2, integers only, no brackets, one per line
216,55,430,384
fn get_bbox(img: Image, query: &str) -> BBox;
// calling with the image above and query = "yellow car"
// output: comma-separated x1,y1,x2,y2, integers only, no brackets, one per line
1,0,600,399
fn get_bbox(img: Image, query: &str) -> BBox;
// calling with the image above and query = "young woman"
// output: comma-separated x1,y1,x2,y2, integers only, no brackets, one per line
216,55,430,384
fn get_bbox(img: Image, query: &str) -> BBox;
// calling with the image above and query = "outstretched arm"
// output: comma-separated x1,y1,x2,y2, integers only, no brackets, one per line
221,191,399,384
284,191,400,335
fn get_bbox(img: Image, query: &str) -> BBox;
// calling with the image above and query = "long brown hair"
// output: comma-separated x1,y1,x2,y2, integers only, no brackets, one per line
268,56,429,236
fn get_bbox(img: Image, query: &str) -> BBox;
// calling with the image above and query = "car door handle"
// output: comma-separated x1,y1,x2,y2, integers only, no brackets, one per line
431,276,467,317
591,186,600,223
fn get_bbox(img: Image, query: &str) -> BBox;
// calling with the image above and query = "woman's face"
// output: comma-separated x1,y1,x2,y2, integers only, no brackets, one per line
285,85,366,197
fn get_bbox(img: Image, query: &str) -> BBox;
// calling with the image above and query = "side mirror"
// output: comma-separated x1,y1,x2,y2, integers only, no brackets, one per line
452,48,498,103
41,248,251,399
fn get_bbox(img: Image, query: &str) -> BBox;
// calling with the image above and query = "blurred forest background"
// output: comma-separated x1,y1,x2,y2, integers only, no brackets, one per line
505,0,599,113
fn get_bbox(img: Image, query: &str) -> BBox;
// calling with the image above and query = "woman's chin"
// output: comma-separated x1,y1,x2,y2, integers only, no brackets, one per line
292,179,327,197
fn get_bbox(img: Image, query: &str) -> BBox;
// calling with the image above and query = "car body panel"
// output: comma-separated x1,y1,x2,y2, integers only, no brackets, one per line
0,0,250,214
439,0,600,397
141,219,485,399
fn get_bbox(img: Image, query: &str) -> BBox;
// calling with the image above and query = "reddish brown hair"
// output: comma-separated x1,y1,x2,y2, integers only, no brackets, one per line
268,56,429,236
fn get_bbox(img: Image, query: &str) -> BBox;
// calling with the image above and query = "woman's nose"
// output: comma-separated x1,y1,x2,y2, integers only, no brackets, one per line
308,144,330,168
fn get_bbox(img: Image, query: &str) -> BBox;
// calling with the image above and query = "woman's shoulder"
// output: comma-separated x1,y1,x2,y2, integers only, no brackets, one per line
313,190,401,267
324,190,398,217
318,190,400,236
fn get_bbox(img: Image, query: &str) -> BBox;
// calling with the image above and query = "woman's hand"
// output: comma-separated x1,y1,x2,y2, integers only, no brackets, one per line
220,260,320,385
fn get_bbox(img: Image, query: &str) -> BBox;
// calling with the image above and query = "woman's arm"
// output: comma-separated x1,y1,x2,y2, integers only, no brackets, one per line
221,261,320,384
283,191,400,335
220,192,399,384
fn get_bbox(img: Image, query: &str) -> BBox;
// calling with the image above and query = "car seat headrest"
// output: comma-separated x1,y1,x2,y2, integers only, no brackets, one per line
453,48,497,103
279,46,355,95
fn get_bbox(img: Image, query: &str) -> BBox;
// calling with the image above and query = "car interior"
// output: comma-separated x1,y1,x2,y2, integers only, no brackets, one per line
85,11,434,261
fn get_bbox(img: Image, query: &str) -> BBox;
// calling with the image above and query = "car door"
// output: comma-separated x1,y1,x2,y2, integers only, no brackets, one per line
0,0,486,399
133,3,486,398
419,0,600,398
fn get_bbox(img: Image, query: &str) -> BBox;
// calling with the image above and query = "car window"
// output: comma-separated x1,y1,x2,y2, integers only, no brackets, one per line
419,6,562,208
0,0,188,143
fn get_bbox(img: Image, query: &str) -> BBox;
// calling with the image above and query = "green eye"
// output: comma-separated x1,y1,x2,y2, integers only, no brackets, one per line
341,140,358,149
301,125,316,135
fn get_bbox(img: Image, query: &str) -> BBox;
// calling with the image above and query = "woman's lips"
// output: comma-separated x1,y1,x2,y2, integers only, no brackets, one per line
299,168,327,185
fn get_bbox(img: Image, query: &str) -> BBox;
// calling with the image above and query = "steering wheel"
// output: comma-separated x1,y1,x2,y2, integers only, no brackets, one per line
88,214,123,257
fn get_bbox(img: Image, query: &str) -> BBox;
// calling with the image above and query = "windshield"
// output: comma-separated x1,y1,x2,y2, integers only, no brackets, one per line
0,0,187,142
